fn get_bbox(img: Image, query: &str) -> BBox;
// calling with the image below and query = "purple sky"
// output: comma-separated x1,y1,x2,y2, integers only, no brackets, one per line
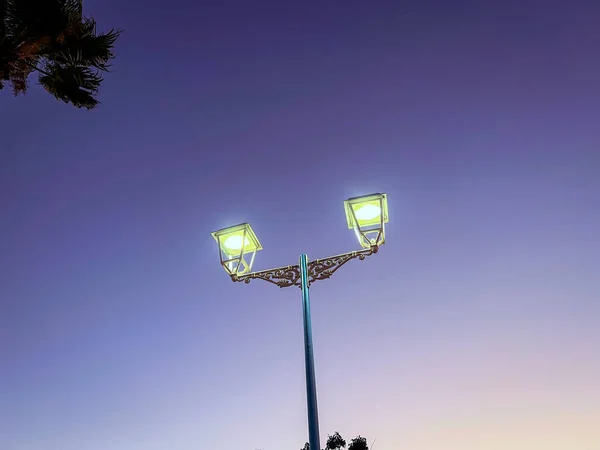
1,1,599,449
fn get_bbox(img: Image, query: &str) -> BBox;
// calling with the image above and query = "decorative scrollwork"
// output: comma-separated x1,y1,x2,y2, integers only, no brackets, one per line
232,265,302,288
307,245,378,285
231,245,379,289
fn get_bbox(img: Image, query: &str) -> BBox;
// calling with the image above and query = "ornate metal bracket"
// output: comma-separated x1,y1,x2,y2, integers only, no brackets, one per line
231,245,379,288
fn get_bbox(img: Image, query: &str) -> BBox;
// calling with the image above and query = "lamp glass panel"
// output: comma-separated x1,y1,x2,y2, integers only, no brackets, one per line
212,223,262,256
352,200,384,227
344,193,388,229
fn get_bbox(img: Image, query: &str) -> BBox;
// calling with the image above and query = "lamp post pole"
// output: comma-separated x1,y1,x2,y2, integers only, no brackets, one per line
300,254,320,450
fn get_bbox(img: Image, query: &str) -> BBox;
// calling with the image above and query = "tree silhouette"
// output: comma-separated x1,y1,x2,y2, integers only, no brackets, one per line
326,431,347,449
0,0,120,108
302,432,369,450
348,436,368,450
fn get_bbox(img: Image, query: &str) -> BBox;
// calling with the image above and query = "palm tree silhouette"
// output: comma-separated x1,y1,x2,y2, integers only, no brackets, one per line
1,0,120,108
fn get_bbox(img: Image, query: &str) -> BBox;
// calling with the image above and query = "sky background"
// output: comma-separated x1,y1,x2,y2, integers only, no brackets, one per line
1,1,600,449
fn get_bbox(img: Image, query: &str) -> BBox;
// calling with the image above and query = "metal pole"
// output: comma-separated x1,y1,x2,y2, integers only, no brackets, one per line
299,254,320,450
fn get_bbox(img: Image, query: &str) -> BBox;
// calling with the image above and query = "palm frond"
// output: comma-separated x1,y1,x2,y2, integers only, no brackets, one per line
52,18,121,71
38,61,101,108
2,0,120,107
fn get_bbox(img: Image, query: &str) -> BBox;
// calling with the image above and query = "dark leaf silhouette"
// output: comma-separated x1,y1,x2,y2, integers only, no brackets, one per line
348,436,368,450
302,431,369,450
326,431,347,449
0,0,120,108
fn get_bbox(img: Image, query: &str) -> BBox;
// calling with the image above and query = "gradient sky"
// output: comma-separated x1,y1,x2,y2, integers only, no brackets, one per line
1,1,599,449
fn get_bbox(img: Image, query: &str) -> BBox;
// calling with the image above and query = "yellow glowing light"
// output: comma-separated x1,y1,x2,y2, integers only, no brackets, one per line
211,222,263,257
354,204,381,221
224,235,250,250
344,193,389,229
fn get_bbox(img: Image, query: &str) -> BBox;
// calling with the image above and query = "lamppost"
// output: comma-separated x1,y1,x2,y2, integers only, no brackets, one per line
211,193,389,450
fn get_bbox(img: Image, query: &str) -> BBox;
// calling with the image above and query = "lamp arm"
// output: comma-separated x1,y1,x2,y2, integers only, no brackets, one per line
231,245,379,288
232,264,302,288
307,245,378,285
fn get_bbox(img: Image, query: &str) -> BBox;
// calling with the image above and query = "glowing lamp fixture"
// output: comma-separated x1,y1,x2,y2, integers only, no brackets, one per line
211,222,262,275
344,193,389,248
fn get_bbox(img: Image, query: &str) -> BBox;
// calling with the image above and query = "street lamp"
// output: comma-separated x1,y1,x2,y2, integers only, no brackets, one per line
211,193,389,450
